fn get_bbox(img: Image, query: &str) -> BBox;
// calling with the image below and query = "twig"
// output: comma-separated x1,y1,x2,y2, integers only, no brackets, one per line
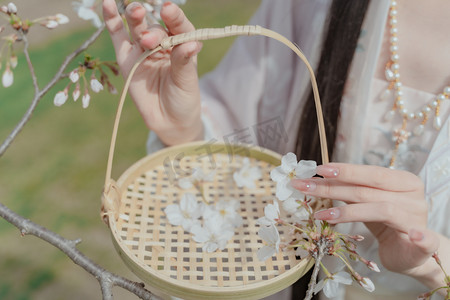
21,33,39,95
0,24,105,157
0,201,159,300
304,239,328,300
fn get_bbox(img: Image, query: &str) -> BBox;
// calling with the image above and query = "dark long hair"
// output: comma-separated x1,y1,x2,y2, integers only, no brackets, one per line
291,1,370,298
295,0,371,164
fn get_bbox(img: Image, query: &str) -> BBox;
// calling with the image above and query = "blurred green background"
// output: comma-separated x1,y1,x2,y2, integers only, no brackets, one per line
0,1,260,299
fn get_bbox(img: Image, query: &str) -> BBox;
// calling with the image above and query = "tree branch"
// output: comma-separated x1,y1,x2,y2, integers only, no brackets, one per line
0,24,105,157
0,201,159,300
305,239,328,300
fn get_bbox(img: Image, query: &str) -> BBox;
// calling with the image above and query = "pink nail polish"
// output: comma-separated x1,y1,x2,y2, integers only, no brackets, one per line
316,165,339,178
291,180,316,192
314,208,340,220
163,1,172,7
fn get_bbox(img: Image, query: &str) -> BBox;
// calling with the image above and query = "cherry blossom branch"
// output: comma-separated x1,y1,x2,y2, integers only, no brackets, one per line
0,24,105,157
305,239,328,300
0,201,159,300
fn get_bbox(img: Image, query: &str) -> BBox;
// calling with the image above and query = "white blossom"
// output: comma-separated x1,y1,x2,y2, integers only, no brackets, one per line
2,65,13,87
190,217,234,253
55,13,69,24
270,152,317,200
90,77,103,93
72,84,81,101
178,168,215,189
54,90,68,106
44,20,59,29
72,0,102,28
256,200,280,226
359,277,375,292
82,92,90,108
257,224,280,261
203,199,243,228
10,55,17,69
7,2,17,14
233,157,262,188
314,271,352,298
69,69,79,83
367,261,380,272
164,193,202,232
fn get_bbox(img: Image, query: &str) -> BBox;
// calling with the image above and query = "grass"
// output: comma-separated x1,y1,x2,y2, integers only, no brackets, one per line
0,1,260,299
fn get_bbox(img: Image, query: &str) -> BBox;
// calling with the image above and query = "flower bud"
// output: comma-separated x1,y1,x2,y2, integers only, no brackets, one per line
90,76,103,93
7,2,17,14
55,13,69,24
44,20,59,29
54,90,68,106
82,91,91,109
10,54,18,69
69,69,80,83
2,64,13,87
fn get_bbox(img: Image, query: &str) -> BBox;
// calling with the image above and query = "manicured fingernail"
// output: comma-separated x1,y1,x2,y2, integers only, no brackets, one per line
409,229,424,241
163,1,172,7
314,208,340,220
316,165,339,178
291,180,316,192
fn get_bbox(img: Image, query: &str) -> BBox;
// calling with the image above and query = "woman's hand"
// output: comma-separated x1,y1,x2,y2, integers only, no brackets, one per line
291,163,441,283
102,0,203,146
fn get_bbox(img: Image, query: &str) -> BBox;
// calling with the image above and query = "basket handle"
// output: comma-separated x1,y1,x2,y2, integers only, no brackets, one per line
101,25,329,223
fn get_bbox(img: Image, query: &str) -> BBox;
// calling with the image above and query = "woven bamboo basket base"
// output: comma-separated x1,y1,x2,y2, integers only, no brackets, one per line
108,142,312,300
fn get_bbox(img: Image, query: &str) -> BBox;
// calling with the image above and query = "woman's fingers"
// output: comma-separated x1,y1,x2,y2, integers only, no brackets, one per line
161,2,196,35
291,178,405,204
316,163,423,192
314,202,427,233
124,2,150,45
102,0,132,55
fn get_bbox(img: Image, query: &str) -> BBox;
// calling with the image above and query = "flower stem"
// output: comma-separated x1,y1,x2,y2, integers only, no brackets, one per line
304,239,327,300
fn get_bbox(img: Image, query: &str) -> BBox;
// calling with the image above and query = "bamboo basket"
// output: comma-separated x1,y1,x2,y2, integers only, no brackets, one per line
102,25,330,300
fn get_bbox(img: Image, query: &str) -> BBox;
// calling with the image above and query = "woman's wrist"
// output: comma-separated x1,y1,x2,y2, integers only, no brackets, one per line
156,116,204,146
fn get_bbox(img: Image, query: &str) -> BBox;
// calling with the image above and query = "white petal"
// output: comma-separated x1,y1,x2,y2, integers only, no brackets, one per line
2,68,13,87
179,193,196,213
283,198,300,213
73,88,80,101
313,278,326,295
82,93,90,108
360,277,375,292
191,225,210,243
257,245,276,261
45,20,59,29
53,91,68,106
276,178,295,200
69,70,79,83
280,152,298,173
270,166,286,182
334,271,353,285
203,241,219,253
264,202,279,220
292,208,310,222
56,13,69,24
178,177,193,189
256,216,274,226
258,224,280,245
7,2,17,13
90,78,103,93
323,279,339,298
295,160,317,179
